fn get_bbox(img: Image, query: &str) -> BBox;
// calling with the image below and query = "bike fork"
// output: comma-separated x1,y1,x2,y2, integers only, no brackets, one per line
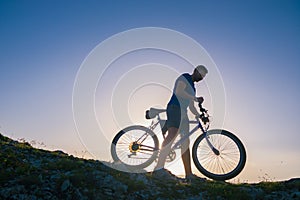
205,133,220,156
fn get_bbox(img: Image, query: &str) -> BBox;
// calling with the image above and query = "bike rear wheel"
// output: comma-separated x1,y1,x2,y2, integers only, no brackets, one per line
192,129,246,181
111,125,159,170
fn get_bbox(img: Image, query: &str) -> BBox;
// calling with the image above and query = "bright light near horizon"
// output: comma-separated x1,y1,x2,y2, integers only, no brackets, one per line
111,63,178,128
127,82,171,124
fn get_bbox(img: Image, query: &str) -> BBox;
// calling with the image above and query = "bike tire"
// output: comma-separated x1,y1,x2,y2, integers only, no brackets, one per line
192,129,246,181
111,125,159,171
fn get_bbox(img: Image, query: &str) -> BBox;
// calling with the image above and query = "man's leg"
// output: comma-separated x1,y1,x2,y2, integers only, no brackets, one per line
155,127,178,170
181,138,192,177
180,116,192,177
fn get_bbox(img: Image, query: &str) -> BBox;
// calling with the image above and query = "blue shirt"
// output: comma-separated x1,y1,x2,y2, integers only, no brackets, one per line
168,73,195,110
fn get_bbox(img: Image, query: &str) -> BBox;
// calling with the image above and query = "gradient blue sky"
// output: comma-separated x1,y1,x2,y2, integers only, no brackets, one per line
1,0,299,182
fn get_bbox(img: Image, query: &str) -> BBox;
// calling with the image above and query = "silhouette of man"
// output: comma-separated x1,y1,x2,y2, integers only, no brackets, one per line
153,65,208,181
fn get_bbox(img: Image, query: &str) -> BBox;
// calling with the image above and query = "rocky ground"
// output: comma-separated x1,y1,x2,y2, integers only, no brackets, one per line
0,133,299,200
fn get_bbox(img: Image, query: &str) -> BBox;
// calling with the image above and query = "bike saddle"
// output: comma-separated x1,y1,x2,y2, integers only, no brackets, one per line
145,108,166,119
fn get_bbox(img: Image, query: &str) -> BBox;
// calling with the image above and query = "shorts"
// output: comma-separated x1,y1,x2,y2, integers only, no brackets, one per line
166,104,189,134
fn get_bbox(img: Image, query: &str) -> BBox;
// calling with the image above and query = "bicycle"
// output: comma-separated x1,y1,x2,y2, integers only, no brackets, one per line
111,103,246,181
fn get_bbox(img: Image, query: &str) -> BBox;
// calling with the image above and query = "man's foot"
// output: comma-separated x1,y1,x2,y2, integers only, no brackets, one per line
152,168,177,181
185,174,206,184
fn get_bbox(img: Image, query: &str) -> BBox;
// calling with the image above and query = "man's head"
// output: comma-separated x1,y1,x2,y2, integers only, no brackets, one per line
192,65,208,82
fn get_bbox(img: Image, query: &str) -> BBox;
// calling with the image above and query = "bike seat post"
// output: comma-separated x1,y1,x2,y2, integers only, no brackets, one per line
157,113,161,121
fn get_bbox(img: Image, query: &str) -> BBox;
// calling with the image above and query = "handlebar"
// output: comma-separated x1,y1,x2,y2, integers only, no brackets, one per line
198,102,207,113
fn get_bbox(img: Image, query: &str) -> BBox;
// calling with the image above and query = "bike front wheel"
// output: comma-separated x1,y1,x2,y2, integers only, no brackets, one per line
192,129,246,181
111,125,159,171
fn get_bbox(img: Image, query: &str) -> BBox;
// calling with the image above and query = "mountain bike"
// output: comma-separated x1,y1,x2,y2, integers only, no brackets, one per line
111,103,246,181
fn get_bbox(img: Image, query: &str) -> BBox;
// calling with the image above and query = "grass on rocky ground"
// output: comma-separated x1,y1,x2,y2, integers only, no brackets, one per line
1,133,299,199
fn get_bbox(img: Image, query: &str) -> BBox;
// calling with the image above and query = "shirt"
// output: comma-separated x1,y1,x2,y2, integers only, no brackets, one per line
167,73,195,111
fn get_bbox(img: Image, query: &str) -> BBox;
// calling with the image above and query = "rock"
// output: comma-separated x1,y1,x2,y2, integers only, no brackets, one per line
129,173,149,185
291,191,300,198
61,179,71,192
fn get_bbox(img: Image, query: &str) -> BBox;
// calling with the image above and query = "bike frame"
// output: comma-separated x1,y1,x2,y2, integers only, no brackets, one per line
150,112,216,153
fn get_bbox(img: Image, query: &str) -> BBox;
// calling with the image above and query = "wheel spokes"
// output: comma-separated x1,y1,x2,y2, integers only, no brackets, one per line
197,134,240,175
115,130,156,166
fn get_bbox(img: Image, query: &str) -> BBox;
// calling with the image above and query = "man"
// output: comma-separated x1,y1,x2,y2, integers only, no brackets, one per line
153,65,208,182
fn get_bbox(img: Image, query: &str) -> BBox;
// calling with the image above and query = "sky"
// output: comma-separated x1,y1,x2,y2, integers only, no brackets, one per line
1,0,300,183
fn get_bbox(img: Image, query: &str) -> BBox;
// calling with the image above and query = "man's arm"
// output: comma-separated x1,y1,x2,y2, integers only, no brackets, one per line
175,81,197,102
189,101,200,116
176,80,201,116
